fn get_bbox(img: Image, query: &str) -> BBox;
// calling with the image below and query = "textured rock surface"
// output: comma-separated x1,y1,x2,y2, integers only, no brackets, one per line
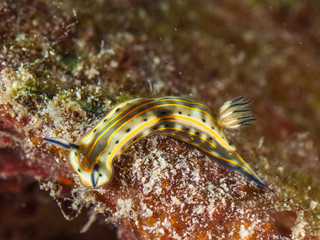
0,0,320,239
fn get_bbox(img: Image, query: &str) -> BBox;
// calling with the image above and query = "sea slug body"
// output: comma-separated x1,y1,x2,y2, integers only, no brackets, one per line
44,96,267,187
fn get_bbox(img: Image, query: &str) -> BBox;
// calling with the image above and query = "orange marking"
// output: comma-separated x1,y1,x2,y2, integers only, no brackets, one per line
57,177,75,186
91,104,223,162
111,124,253,175
105,116,218,168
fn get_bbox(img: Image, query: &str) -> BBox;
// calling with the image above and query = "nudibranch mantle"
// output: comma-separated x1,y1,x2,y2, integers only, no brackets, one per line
44,96,267,188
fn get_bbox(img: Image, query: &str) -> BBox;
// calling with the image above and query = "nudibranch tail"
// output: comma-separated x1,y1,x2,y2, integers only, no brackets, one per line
43,137,79,150
218,97,256,129
254,177,268,188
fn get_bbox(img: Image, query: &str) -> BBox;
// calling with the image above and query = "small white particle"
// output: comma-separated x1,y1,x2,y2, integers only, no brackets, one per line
110,60,119,68
76,91,81,99
15,33,26,41
153,57,160,65
171,196,181,205
257,136,264,148
239,225,249,238
277,166,284,173
85,67,100,79
310,200,318,210
158,228,164,235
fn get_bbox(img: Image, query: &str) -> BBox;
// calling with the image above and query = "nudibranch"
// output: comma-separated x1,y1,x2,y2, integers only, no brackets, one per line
44,96,267,187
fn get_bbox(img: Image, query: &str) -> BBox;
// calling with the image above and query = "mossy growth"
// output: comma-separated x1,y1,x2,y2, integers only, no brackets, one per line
11,67,52,110
115,93,131,103
53,84,112,116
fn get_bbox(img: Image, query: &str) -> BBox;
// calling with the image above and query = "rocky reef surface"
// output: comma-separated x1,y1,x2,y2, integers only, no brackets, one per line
0,0,320,239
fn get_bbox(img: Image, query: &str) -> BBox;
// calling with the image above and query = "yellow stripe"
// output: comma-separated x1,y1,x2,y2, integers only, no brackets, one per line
107,117,162,168
158,96,214,115
81,97,218,149
84,100,158,157
107,117,218,167
78,98,146,146
167,114,221,149
108,125,252,175
76,98,169,165
162,132,191,142
90,103,228,163
234,152,255,174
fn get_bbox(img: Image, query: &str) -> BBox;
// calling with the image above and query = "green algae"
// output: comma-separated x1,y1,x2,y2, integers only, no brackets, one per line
115,93,131,103
61,53,81,72
9,68,49,110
